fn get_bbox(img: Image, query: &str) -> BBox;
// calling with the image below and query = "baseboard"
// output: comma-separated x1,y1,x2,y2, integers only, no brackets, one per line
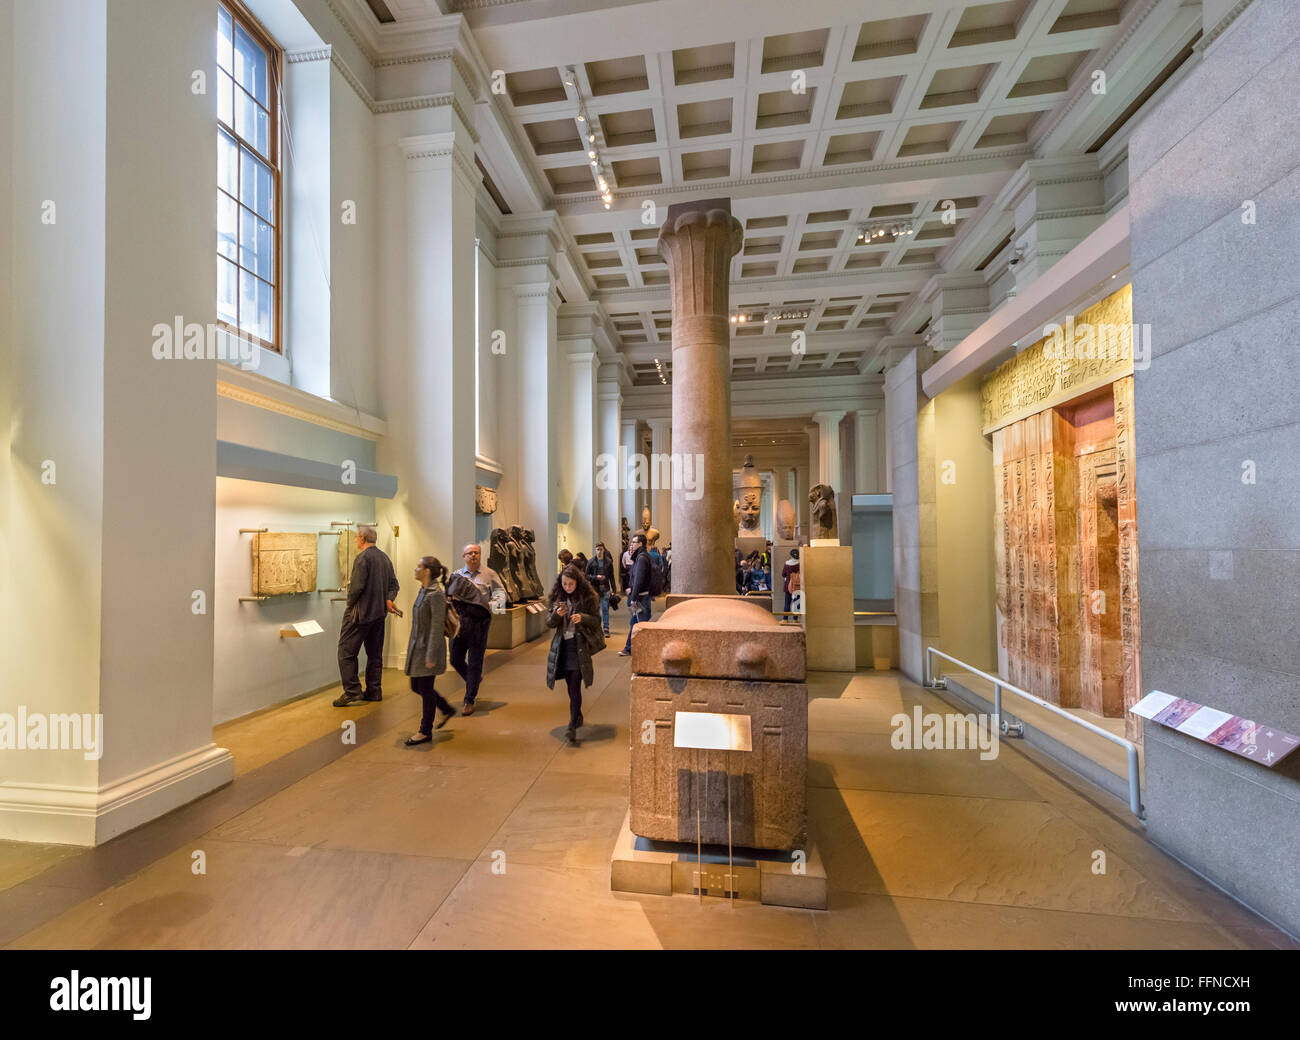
0,743,235,846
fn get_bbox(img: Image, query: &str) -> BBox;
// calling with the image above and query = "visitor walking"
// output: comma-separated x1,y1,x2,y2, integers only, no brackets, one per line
545,564,603,744
618,532,652,656
782,548,800,613
334,525,400,707
585,541,617,636
404,556,456,745
447,543,505,715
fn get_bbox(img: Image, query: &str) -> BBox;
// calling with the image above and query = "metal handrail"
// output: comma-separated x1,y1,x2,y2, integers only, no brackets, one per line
924,646,1145,820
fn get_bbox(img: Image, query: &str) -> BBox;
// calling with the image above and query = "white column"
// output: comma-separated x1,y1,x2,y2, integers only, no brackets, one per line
3,0,232,843
566,348,599,554
387,129,479,645
854,408,879,493
647,417,672,546
620,418,638,545
812,410,846,491
515,282,560,576
598,378,623,555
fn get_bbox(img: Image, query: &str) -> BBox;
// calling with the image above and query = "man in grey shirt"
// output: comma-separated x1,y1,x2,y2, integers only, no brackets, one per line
446,543,505,714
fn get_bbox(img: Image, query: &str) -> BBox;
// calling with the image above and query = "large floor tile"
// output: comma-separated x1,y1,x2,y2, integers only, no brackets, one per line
808,786,1202,922
211,757,537,860
408,861,662,949
808,731,1040,801
11,839,466,949
481,770,630,870
813,890,1245,950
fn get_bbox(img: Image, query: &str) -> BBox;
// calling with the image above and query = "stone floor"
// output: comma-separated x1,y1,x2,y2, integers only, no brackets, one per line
1,607,1294,950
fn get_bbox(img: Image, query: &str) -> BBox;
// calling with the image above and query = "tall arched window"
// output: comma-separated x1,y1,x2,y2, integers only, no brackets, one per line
217,3,281,352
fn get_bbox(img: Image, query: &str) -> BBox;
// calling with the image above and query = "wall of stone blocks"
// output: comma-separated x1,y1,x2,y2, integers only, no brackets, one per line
1128,0,1300,937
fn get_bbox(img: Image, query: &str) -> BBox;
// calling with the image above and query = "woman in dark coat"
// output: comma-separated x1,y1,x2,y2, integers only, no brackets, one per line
404,556,456,746
545,563,602,744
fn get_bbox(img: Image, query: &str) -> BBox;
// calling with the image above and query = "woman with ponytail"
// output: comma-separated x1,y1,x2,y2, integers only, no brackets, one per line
404,555,456,745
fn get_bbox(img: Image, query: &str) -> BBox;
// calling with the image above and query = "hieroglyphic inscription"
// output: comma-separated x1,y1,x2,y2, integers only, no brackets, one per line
1113,376,1142,740
980,285,1134,433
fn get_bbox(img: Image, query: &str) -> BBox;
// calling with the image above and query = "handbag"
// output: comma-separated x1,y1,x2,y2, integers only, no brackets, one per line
443,601,461,640
584,622,607,656
609,593,621,610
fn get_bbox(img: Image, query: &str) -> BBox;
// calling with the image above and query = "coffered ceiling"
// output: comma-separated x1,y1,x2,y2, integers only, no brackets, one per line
332,0,1200,387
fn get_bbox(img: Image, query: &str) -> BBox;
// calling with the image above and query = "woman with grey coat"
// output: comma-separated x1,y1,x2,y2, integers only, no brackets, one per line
405,555,456,746
546,563,602,744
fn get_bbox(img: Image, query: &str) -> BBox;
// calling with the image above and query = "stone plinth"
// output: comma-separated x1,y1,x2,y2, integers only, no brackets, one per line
486,605,525,649
802,544,855,671
665,592,774,615
628,597,807,850
610,812,827,909
658,198,743,594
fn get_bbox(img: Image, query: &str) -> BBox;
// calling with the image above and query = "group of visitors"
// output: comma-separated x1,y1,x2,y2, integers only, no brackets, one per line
333,528,653,747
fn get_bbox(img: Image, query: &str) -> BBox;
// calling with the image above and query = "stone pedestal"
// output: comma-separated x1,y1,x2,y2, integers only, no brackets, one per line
628,598,807,850
610,812,827,909
658,199,743,594
802,545,855,671
486,605,525,649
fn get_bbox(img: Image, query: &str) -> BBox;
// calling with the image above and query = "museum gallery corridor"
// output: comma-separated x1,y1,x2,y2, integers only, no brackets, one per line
0,607,1289,951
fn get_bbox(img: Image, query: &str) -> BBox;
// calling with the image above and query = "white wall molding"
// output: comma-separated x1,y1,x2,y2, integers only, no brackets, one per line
217,364,387,440
0,744,234,846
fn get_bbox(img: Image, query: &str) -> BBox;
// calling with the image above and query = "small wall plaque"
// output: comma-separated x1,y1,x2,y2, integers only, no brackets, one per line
1131,691,1299,767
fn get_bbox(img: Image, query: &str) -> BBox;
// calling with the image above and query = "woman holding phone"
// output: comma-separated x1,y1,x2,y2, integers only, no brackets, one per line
404,555,456,746
545,563,603,744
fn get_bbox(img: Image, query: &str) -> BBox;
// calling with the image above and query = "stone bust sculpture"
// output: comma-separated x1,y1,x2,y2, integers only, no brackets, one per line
735,453,762,535
809,484,838,541
775,498,795,541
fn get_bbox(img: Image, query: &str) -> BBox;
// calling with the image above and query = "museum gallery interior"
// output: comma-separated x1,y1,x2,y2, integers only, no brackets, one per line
1,0,1297,953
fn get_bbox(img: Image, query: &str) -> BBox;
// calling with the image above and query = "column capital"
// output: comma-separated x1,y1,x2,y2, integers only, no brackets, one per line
658,199,743,325
812,409,847,427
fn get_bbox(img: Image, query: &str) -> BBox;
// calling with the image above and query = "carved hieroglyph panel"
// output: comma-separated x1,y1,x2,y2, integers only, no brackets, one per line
252,532,318,596
980,284,1134,433
337,531,359,586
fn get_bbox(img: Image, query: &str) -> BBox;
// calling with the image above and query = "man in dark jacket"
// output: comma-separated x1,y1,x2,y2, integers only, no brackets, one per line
585,542,617,636
618,533,652,657
334,525,400,706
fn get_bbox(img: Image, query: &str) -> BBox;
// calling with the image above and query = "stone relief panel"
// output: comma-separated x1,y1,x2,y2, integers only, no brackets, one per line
253,532,318,596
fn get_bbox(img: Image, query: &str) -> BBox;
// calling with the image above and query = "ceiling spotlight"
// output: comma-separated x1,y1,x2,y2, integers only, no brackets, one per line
588,133,595,144
588,150,596,159
729,315,738,323
603,201,611,209
591,159,598,168
577,112,585,122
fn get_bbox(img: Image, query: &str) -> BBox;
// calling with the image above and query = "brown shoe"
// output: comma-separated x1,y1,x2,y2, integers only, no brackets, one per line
462,700,476,716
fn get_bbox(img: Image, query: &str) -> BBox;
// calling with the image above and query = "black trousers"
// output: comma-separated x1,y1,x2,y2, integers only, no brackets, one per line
560,639,584,729
410,675,454,735
450,604,491,702
338,613,386,698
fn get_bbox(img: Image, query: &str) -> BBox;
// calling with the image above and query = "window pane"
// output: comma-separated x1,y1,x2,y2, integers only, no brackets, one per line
217,70,233,129
239,271,273,343
218,8,232,73
218,194,238,261
233,25,268,107
239,149,274,223
239,206,274,281
234,86,269,159
217,128,237,195
217,257,239,326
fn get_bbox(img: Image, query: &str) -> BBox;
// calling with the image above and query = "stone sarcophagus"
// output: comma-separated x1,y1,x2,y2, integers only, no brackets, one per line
629,598,807,850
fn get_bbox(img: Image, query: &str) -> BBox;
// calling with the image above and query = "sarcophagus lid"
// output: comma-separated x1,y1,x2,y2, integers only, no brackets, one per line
630,596,806,682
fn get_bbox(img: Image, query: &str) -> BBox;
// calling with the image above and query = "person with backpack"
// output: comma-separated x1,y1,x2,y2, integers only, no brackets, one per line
783,548,801,614
585,541,617,637
404,556,456,745
545,563,604,744
618,532,653,657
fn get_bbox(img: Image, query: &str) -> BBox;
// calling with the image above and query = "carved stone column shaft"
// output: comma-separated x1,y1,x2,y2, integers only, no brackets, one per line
657,199,743,594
